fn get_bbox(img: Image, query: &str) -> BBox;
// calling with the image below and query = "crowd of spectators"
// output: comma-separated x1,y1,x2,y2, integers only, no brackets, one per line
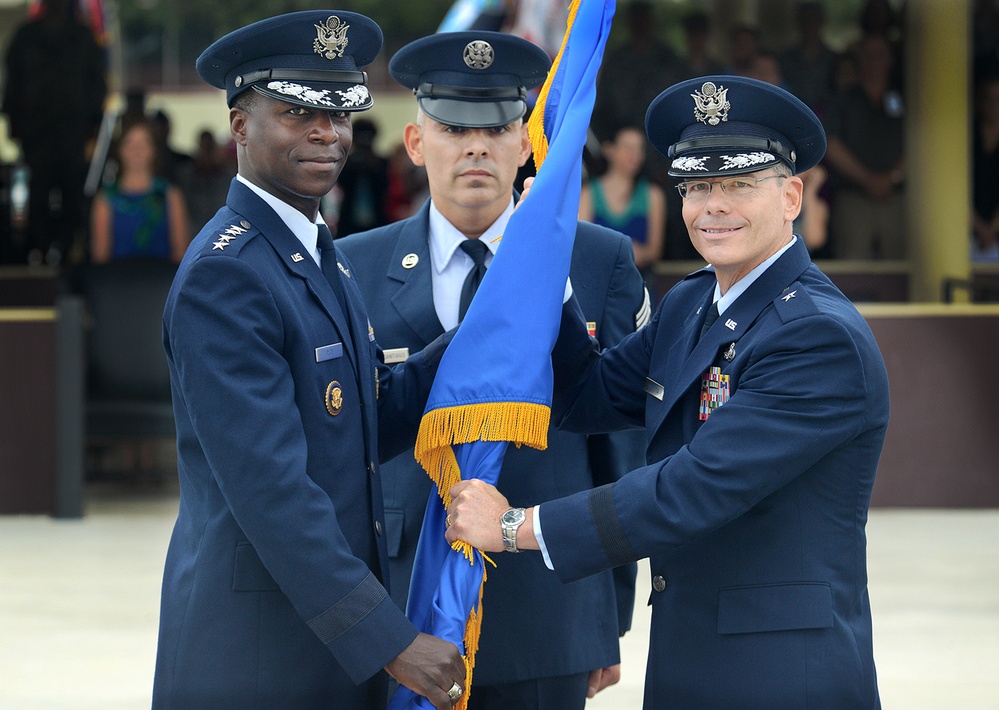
588,0,911,266
2,0,998,272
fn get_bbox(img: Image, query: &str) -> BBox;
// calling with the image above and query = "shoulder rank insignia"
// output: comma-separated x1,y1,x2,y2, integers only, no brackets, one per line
314,16,349,60
635,287,652,330
212,224,248,251
782,290,797,302
699,366,730,421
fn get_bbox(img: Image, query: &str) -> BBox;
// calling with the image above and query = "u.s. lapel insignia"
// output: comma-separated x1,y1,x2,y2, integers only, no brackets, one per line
291,253,304,263
692,82,730,126
723,342,736,361
401,253,419,269
325,380,343,416
337,262,351,278
724,318,737,330
314,16,349,59
699,366,730,421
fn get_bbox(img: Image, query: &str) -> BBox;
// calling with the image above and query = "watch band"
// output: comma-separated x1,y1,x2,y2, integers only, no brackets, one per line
501,508,526,553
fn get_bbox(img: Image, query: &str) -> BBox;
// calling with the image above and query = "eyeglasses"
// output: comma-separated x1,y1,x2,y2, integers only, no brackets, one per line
676,175,786,200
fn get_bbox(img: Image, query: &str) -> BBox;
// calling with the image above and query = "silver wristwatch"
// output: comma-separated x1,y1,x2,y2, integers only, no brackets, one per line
500,507,526,553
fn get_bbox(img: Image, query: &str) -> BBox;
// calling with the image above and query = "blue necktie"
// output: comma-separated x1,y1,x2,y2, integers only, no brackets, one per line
316,223,349,319
458,239,489,322
700,300,719,339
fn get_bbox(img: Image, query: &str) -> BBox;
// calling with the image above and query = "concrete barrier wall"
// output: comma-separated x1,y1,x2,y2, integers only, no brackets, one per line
862,305,999,507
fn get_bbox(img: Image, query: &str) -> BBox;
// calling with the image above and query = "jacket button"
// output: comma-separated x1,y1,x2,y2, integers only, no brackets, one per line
369,462,376,476
652,575,666,592
374,520,383,536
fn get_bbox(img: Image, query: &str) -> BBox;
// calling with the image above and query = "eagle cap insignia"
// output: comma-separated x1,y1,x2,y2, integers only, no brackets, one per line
314,16,349,60
692,81,730,126
463,40,494,70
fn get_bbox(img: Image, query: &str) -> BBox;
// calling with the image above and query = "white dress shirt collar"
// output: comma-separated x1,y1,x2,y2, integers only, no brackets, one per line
427,199,511,274
713,236,797,315
237,174,324,265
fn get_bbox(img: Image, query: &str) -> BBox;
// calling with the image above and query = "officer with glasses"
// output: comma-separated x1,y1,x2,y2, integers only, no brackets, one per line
446,75,890,709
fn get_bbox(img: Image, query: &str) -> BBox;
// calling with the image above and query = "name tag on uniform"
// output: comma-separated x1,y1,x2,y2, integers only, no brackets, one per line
382,347,409,364
315,342,343,362
644,377,665,401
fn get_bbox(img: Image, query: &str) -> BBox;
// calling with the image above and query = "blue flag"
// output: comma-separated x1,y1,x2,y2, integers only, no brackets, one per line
437,0,508,32
391,2,616,708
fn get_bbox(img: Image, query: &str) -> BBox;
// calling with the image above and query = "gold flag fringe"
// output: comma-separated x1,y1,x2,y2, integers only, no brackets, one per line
415,401,551,508
527,0,582,170
454,562,487,710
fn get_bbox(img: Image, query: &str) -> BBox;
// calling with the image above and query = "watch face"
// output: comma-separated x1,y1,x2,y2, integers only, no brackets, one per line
501,508,524,525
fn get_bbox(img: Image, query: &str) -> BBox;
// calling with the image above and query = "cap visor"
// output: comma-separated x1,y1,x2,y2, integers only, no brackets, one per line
419,97,525,128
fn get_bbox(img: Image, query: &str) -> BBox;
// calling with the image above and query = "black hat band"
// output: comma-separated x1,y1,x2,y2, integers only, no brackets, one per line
669,135,795,165
234,68,367,88
415,82,526,101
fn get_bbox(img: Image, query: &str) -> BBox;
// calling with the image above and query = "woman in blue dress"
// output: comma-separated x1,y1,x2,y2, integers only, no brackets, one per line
579,125,666,281
91,119,189,263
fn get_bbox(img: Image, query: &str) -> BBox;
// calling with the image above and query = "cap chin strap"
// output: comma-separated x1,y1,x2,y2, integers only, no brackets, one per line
669,135,796,164
233,68,367,88
415,82,526,101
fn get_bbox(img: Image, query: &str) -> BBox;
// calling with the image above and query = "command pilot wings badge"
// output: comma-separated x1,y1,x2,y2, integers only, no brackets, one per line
692,81,730,126
314,16,349,60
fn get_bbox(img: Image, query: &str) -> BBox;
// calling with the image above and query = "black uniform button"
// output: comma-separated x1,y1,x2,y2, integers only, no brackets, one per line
652,575,667,592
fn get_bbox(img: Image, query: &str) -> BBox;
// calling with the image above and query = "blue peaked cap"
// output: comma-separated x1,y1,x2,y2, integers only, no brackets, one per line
196,10,382,111
390,31,551,128
646,75,826,178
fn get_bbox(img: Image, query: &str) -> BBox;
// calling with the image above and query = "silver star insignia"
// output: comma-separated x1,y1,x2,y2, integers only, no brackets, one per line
212,241,227,250
782,290,797,302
